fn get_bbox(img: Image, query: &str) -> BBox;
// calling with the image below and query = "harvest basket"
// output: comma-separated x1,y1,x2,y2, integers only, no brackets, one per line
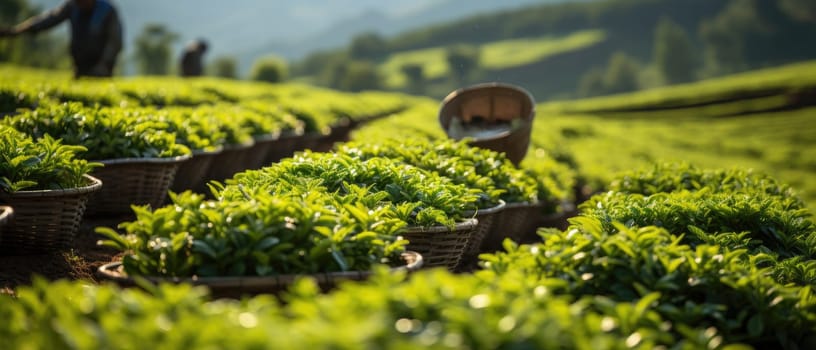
0,175,101,253
480,201,542,252
455,201,506,272
171,147,223,194
206,140,254,183
0,205,12,228
521,201,576,244
243,133,282,170
401,218,479,270
300,131,331,153
86,155,191,217
462,200,506,257
439,83,536,166
326,118,356,145
263,132,302,164
97,250,423,298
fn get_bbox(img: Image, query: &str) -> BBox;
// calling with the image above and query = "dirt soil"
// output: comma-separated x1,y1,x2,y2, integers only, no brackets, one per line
0,216,129,296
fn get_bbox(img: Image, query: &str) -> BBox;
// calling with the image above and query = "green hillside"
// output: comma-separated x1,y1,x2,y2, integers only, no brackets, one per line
296,0,816,102
353,60,816,213
380,30,605,89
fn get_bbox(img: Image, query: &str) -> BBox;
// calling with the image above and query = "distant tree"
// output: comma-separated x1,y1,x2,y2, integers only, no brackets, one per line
349,32,388,60
134,23,178,75
209,56,237,79
446,44,479,84
250,55,288,83
653,17,697,84
577,68,606,97
778,0,816,23
603,52,640,94
336,60,382,92
576,53,641,97
699,0,765,76
401,63,425,94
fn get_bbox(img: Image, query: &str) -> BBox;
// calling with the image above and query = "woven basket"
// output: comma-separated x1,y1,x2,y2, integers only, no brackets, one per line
0,206,12,228
402,218,478,271
206,140,255,183
327,119,356,144
300,131,331,153
243,133,282,170
0,175,101,254
86,155,191,217
462,200,505,256
171,147,223,194
263,132,302,164
97,251,423,298
480,201,542,252
439,83,536,166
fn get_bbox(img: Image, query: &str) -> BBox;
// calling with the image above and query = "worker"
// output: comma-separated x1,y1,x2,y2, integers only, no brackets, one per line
0,0,123,78
180,39,208,77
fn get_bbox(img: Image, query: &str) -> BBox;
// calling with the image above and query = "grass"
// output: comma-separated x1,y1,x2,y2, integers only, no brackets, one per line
379,30,606,89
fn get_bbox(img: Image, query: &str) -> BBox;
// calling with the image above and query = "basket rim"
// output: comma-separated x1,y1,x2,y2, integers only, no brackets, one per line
96,153,193,165
0,205,12,225
0,174,102,198
441,82,535,109
463,199,506,217
439,82,536,118
191,145,224,156
97,250,424,284
402,217,479,233
220,139,256,151
252,131,283,143
502,200,543,210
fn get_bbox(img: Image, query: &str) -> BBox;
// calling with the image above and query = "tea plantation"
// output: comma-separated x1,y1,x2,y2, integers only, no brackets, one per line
1,61,815,349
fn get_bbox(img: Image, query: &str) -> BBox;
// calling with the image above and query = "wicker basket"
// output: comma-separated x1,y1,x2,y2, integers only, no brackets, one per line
171,147,223,194
462,200,505,256
97,251,423,298
0,175,102,254
263,132,302,164
480,201,542,252
243,133,282,170
402,218,478,271
86,155,191,217
206,140,255,183
0,205,12,228
439,83,536,166
300,131,331,153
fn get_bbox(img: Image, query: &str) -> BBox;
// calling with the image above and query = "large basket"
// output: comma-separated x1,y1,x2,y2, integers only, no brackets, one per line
0,175,102,254
0,206,12,228
86,155,191,217
299,131,332,153
455,201,506,272
480,201,542,252
439,83,536,166
263,132,302,164
171,147,222,194
97,251,423,298
462,200,506,256
402,218,478,271
206,141,255,183
243,133,282,170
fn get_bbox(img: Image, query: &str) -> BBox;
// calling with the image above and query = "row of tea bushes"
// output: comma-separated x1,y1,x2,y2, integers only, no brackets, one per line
97,190,409,278
0,69,411,133
97,148,479,277
99,139,575,279
481,163,816,348
0,270,724,350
